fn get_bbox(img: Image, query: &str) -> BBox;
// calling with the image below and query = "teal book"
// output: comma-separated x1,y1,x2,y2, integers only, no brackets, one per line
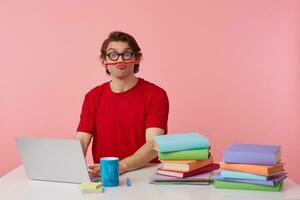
154,132,209,152
214,180,283,192
221,170,268,180
158,148,209,160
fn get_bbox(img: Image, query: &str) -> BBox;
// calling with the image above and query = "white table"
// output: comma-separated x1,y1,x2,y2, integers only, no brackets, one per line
1,164,300,200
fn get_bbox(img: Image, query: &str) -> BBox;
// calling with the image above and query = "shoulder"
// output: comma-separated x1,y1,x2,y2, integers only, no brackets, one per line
139,79,168,103
140,78,167,97
84,82,109,99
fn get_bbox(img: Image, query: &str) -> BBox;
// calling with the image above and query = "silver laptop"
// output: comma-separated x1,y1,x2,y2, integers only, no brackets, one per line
15,137,97,183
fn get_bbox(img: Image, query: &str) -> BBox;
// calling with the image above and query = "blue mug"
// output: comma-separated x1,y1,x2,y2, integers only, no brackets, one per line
100,157,119,187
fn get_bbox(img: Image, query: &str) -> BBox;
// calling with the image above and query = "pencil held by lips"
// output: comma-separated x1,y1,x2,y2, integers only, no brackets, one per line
105,61,137,66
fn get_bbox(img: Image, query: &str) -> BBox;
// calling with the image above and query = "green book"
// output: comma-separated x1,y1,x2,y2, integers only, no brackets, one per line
158,148,209,160
214,180,283,192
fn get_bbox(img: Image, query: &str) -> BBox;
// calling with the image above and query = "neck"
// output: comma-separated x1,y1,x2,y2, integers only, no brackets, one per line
110,75,139,93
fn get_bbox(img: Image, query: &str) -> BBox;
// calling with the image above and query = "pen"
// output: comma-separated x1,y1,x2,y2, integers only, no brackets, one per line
126,178,132,187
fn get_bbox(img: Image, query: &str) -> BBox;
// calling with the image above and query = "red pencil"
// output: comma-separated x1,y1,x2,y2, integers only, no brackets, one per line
105,61,137,66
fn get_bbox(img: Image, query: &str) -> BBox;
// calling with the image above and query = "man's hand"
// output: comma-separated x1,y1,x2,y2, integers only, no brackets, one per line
88,162,127,177
119,161,127,175
88,164,100,178
118,127,165,173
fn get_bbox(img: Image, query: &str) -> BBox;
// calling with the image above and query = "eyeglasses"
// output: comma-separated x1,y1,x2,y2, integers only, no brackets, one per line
106,51,135,61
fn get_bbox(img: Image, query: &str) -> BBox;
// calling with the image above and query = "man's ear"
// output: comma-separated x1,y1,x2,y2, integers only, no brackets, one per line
136,55,142,64
100,58,107,67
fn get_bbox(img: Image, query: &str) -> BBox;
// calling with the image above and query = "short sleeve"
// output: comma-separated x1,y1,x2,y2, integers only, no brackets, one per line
77,92,96,135
145,89,169,133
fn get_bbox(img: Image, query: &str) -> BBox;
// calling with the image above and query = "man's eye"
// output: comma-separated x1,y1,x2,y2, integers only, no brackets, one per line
109,52,118,57
123,52,132,58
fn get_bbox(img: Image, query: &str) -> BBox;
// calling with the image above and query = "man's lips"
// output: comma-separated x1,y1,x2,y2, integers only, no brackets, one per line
115,64,127,69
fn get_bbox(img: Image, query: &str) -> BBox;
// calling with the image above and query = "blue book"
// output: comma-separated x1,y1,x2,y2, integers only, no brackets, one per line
214,172,287,186
221,170,269,180
223,144,281,165
154,133,209,152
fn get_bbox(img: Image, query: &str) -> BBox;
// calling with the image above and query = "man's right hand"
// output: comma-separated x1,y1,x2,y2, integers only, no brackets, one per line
88,164,100,178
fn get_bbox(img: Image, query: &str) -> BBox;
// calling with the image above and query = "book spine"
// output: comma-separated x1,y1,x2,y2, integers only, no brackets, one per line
157,139,209,152
214,180,282,191
213,174,275,186
220,163,268,176
188,157,213,171
220,170,268,180
158,149,209,160
160,166,190,172
223,151,277,165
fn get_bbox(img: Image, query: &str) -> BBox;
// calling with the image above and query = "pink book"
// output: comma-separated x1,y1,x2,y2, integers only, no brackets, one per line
157,163,220,178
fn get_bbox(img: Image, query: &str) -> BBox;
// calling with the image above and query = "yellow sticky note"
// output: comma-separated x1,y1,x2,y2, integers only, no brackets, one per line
79,182,102,190
81,186,104,194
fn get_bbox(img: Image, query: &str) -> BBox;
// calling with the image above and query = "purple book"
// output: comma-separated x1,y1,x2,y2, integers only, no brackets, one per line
213,172,287,186
223,144,281,165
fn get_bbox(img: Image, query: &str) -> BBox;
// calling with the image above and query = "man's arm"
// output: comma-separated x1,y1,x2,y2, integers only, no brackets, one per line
76,131,101,176
75,131,93,157
119,127,164,174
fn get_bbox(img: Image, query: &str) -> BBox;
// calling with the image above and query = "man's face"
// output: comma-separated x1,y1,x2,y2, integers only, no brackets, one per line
104,41,137,79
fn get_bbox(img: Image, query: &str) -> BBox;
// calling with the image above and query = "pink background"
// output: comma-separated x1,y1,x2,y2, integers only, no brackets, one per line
0,0,299,184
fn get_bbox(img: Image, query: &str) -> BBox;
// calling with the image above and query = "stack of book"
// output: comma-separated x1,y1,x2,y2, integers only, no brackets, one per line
79,182,103,194
150,132,219,184
214,143,287,192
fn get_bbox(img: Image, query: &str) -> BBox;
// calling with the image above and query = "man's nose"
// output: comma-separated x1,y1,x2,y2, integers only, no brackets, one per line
117,55,124,62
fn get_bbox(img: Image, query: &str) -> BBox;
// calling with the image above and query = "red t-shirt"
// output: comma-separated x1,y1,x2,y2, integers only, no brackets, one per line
77,78,169,163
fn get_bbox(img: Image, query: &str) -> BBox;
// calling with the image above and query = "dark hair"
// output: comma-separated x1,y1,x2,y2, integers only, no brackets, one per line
100,31,142,74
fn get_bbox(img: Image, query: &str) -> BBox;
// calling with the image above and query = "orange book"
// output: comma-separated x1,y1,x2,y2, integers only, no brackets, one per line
219,161,285,176
160,156,213,172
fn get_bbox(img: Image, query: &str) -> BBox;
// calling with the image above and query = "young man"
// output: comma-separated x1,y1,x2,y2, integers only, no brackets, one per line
76,31,169,177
